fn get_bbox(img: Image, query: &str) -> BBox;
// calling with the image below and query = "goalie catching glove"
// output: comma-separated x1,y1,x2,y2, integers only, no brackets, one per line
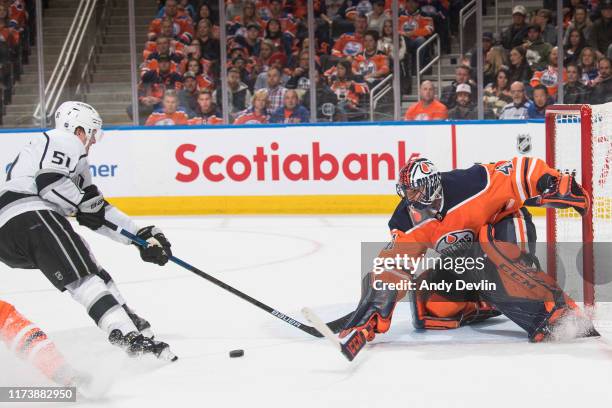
524,173,590,215
339,272,406,341
135,226,172,266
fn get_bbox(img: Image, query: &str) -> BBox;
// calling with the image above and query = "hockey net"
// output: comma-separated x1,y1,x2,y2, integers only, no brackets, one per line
545,103,612,309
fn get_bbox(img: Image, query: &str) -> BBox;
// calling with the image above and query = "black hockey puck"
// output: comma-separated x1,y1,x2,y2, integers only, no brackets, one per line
229,349,244,358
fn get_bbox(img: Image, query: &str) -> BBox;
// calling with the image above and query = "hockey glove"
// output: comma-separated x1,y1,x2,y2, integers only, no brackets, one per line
339,272,403,342
524,173,590,216
136,226,172,266
76,185,106,230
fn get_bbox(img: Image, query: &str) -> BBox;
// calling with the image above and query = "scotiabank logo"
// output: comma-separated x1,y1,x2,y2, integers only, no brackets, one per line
175,141,418,182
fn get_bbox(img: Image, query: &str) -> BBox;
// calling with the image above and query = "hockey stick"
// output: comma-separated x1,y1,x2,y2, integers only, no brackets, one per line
302,307,367,361
103,220,351,338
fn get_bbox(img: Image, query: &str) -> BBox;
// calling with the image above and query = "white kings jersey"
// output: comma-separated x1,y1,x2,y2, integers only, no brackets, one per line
0,129,138,244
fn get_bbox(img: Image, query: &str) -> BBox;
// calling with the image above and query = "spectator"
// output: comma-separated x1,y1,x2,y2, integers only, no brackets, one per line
188,91,223,125
588,0,612,59
177,72,199,116
523,24,552,71
196,4,219,32
329,59,368,121
181,39,213,75
564,28,586,65
286,50,311,91
564,5,592,44
234,89,270,124
254,52,289,90
534,8,557,45
528,84,553,119
157,0,196,21
226,0,245,21
590,57,612,104
145,36,183,64
264,18,293,57
196,19,220,61
483,68,513,118
530,46,567,99
262,66,287,112
563,63,591,104
378,19,406,62
184,58,215,91
399,0,434,70
266,0,298,36
367,0,386,33
441,65,477,109
499,81,531,120
141,55,183,90
334,0,373,36
0,4,19,51
579,47,600,86
332,13,368,59
483,46,507,87
448,84,477,120
148,0,194,44
145,90,189,126
508,46,533,85
215,67,251,120
352,30,390,85
470,32,495,76
501,5,529,50
233,22,262,56
303,70,342,122
270,89,310,123
404,80,448,121
228,1,263,37
253,39,275,74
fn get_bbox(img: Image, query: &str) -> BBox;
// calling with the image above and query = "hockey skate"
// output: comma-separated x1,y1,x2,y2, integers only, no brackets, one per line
108,329,178,362
123,305,154,338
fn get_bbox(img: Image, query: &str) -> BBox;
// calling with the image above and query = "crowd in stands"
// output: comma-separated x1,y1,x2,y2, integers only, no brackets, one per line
0,0,33,124
135,0,612,126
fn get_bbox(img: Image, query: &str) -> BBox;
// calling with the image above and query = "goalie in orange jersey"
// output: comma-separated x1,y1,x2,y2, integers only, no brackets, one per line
341,157,599,343
0,300,84,386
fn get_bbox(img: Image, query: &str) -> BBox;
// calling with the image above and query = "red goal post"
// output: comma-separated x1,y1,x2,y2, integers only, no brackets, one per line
545,103,612,306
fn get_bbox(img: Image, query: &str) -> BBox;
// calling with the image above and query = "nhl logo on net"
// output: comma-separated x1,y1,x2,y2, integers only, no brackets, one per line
516,134,532,154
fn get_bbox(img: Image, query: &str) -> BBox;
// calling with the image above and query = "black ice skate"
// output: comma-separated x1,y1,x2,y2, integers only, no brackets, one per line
123,305,154,338
109,329,178,362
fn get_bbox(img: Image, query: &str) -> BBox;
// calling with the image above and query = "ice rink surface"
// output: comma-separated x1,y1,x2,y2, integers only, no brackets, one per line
1,215,612,408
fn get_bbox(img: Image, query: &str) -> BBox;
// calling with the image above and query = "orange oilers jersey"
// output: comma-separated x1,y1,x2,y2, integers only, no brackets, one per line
404,100,448,120
187,115,224,125
148,13,194,43
530,66,568,98
9,0,27,30
145,111,190,126
387,157,559,258
332,32,364,57
0,27,19,47
352,52,390,77
330,79,368,106
142,40,185,61
398,14,434,39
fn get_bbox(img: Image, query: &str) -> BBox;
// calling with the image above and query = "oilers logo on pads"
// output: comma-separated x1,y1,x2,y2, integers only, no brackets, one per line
435,230,475,258
495,160,513,175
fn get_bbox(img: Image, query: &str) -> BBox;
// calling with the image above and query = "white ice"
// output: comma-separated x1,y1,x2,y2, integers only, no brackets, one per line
1,215,612,408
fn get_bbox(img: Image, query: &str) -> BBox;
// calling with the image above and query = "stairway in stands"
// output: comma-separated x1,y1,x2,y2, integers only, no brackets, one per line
85,0,157,125
404,0,545,108
2,0,78,127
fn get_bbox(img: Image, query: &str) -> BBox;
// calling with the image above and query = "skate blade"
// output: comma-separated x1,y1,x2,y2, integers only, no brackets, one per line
158,347,178,362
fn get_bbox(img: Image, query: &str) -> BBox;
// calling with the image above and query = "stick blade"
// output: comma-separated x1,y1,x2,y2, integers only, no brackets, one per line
301,307,342,351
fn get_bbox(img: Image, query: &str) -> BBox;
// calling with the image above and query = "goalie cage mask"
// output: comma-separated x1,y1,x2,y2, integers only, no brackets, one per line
396,158,444,225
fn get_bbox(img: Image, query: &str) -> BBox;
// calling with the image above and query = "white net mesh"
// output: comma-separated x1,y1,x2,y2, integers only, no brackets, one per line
551,102,612,305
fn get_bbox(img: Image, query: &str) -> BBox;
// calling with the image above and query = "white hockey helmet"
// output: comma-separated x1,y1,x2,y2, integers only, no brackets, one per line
54,101,103,143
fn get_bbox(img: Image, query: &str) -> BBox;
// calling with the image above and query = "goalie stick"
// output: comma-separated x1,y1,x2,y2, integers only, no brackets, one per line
302,307,367,361
103,220,351,338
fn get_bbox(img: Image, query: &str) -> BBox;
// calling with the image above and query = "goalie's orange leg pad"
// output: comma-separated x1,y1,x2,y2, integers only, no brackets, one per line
0,300,73,384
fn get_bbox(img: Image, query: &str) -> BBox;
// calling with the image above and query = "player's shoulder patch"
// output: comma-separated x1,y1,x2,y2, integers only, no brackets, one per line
495,160,513,176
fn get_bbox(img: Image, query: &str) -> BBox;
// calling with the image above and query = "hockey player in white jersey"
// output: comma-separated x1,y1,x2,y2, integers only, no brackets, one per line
0,101,177,361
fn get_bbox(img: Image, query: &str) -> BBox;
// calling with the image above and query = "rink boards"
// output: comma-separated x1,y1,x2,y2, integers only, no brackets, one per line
0,120,546,215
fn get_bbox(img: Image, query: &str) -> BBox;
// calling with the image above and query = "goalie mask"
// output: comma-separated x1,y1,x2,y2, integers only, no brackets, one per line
396,158,443,225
